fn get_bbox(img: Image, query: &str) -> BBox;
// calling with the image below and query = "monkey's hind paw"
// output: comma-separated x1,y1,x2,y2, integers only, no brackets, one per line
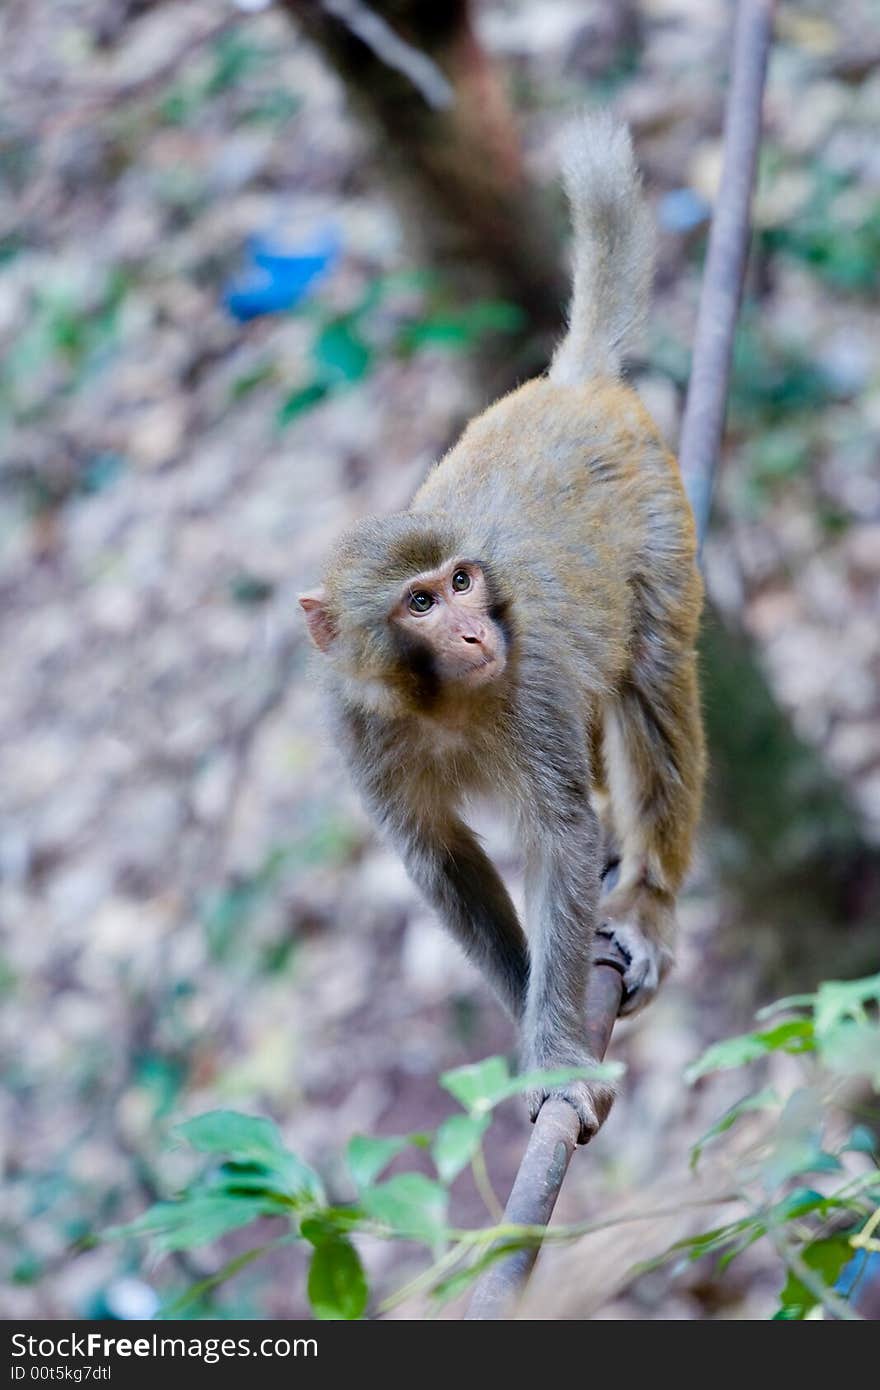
525,1073,616,1146
596,922,672,1017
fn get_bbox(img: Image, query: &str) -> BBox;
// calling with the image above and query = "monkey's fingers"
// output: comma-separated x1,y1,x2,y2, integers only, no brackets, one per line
596,923,672,1017
526,1077,616,1146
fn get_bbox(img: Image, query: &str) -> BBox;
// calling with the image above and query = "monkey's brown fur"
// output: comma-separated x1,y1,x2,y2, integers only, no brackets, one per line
415,375,704,902
300,114,705,1141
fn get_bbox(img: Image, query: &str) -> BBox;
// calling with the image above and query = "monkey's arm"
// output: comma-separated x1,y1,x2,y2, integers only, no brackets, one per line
391,811,530,1022
514,682,617,1141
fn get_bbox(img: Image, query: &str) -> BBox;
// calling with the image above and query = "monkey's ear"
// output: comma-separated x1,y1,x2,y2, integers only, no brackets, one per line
298,588,337,653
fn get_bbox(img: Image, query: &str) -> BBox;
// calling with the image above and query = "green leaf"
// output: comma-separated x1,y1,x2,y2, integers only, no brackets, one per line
202,881,263,958
462,300,526,335
229,360,277,400
746,427,810,485
770,1187,834,1223
400,299,525,354
634,1217,758,1276
690,1088,779,1171
818,1021,880,1084
277,380,329,425
440,1056,512,1112
307,1237,368,1320
685,1019,814,1083
774,1237,853,1320
106,1193,280,1252
361,1173,448,1245
175,1110,286,1163
346,1135,412,1190
313,320,371,384
439,1055,621,1114
228,572,275,605
401,317,472,350
300,1209,364,1245
211,1159,289,1197
757,1088,830,1193
841,1124,878,1156
814,973,880,1038
431,1238,534,1304
174,1110,323,1202
432,1113,490,1183
755,993,816,1021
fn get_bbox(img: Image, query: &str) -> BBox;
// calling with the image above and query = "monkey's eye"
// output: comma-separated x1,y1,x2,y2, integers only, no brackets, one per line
408,590,435,614
451,569,472,592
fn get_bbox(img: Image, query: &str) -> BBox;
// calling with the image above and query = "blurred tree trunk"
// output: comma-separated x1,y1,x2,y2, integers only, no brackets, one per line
701,609,878,986
282,0,566,386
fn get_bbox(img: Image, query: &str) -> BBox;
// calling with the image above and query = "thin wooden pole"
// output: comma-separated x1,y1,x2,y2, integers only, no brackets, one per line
678,0,777,546
465,948,625,1319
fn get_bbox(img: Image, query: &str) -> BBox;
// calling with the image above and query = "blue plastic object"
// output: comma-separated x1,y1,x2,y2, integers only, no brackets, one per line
224,229,339,321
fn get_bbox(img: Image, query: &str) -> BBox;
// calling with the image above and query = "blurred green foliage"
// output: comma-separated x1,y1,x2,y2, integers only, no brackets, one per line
761,165,880,296
652,308,858,514
159,31,301,128
202,821,358,964
659,972,880,1320
104,972,879,1320
274,274,525,427
0,269,130,427
106,1056,622,1319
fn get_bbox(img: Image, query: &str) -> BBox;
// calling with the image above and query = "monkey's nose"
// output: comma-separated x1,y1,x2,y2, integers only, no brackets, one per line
461,634,481,644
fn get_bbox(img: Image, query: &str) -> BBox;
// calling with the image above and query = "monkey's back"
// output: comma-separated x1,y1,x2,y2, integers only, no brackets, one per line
413,377,701,690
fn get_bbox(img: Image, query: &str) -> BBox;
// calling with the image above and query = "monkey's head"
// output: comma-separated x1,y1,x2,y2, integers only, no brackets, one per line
298,512,511,709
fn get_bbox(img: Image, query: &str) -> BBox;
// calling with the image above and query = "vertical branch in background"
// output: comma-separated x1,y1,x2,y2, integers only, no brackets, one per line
282,0,566,386
678,0,777,547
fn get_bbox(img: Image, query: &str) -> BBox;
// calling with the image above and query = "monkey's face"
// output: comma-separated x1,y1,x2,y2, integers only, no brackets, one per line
298,514,511,711
298,546,509,711
390,560,507,690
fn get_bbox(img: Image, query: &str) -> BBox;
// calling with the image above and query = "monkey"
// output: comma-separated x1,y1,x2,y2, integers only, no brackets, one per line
298,113,705,1142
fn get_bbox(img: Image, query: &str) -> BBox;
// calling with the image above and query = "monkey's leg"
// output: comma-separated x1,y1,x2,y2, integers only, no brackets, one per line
600,655,704,1015
520,805,616,1142
400,816,531,1022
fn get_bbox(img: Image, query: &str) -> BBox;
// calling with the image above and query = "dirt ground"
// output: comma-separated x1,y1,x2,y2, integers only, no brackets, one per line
1,0,878,1319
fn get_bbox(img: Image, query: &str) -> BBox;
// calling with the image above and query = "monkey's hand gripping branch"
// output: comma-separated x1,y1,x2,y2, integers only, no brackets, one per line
465,940,627,1319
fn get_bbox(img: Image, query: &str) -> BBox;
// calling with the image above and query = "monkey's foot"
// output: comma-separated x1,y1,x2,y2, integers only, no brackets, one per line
524,1069,616,1145
596,922,672,1017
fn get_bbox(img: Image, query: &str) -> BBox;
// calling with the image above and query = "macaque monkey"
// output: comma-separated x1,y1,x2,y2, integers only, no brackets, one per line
299,114,704,1141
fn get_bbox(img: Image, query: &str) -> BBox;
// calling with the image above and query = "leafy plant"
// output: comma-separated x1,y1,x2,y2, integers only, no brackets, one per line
728,320,837,429
107,973,879,1320
273,272,525,427
106,1055,621,1319
647,972,880,1319
760,166,880,295
0,269,131,429
158,31,297,129
201,824,358,962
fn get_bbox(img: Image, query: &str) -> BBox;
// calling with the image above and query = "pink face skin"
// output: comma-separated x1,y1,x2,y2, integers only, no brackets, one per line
392,561,506,688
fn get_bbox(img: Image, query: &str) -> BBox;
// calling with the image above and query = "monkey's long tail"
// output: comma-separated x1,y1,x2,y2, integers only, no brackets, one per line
549,111,654,385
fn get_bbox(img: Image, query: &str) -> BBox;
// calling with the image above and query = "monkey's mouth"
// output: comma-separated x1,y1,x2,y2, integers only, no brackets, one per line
456,650,504,685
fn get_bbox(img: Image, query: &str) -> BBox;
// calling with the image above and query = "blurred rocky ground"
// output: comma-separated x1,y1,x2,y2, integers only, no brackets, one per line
0,0,878,1319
